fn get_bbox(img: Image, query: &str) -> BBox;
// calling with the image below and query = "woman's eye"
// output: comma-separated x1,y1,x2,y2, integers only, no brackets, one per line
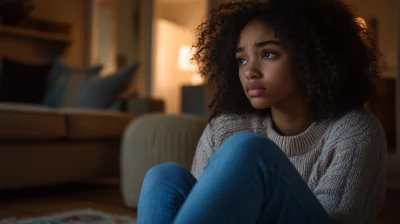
262,52,277,59
237,58,247,65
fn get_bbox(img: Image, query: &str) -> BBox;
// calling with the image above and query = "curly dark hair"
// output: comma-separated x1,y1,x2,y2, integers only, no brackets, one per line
192,0,381,121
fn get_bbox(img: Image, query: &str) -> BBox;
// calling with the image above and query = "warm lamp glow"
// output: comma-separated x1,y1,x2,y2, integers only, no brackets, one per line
356,17,367,29
177,45,204,85
178,46,196,72
355,17,370,42
191,73,204,86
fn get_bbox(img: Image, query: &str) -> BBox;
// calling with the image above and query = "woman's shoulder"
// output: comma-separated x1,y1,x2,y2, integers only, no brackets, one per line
330,109,384,133
326,108,386,148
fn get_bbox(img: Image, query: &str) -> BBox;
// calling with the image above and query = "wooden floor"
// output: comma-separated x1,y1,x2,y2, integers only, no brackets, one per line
0,179,399,223
0,179,137,219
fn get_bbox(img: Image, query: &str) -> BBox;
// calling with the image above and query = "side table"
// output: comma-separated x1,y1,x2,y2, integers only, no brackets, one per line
181,84,213,117
121,98,165,116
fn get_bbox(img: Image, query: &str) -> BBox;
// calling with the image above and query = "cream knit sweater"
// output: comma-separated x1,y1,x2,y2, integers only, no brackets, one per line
191,109,387,223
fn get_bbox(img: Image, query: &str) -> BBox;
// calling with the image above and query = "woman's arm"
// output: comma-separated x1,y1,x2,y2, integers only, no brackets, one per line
313,116,387,223
191,124,215,179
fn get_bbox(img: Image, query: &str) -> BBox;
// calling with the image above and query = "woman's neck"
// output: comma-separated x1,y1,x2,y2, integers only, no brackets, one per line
270,94,312,136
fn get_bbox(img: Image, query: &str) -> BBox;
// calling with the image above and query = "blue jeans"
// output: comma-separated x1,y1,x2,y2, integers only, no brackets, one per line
138,132,330,224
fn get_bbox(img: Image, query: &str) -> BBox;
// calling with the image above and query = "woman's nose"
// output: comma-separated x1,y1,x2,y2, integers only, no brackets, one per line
244,66,262,80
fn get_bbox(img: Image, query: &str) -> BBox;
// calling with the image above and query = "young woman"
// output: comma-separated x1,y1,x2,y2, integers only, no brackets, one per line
138,0,387,223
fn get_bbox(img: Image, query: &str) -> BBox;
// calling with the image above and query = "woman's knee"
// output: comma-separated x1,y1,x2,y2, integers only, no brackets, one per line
215,132,285,162
144,162,185,182
142,162,195,189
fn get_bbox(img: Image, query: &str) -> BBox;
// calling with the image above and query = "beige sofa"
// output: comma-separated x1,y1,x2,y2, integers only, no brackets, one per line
0,103,134,190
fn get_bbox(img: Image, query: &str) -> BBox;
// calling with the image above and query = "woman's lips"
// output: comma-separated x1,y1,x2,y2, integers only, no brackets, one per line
246,83,266,97
248,88,266,97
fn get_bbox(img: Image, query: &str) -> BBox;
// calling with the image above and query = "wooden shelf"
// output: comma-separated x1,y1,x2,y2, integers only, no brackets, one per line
0,25,72,44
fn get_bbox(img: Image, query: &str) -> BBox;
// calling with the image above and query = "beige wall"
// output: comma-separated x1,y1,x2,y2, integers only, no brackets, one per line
152,18,194,114
156,1,208,31
116,0,138,64
136,0,153,97
31,0,89,66
152,0,208,113
344,0,398,78
136,0,209,98
96,0,117,76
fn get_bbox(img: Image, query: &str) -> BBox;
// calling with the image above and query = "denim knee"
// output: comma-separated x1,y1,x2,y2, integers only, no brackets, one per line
214,132,286,163
142,162,195,191
144,162,185,182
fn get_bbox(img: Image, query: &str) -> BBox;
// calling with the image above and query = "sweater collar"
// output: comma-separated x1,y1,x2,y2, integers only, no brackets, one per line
264,116,332,156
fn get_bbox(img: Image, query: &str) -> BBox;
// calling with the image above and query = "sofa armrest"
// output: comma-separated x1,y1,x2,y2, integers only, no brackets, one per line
120,113,207,208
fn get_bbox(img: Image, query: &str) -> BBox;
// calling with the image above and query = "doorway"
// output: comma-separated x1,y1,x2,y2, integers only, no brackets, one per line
152,0,209,114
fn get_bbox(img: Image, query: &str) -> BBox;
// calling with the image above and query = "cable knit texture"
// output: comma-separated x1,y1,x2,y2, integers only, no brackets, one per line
191,109,387,223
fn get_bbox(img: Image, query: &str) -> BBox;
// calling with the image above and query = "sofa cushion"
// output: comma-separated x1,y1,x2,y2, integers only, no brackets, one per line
60,108,134,139
0,103,66,140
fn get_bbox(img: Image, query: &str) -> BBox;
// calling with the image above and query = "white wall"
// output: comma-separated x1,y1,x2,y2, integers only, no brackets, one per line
152,18,194,114
31,0,88,66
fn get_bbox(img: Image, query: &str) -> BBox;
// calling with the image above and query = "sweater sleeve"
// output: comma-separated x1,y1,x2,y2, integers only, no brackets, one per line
191,123,215,179
313,114,387,223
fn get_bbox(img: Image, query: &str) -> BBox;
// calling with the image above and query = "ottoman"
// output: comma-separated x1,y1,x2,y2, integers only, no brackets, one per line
120,113,207,208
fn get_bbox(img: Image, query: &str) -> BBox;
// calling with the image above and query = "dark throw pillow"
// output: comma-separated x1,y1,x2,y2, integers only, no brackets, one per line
73,63,139,110
41,60,103,108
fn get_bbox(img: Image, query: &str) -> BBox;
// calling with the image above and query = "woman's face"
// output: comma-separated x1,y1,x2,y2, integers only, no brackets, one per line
236,20,301,110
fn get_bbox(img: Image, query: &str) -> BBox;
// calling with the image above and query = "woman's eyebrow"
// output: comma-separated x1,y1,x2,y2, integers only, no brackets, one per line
236,40,282,53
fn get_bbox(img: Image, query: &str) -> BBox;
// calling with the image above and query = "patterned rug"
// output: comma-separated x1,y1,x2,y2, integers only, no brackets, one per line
0,209,137,224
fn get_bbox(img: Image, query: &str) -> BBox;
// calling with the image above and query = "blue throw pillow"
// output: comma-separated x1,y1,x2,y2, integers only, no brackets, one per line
42,60,103,108
73,63,139,110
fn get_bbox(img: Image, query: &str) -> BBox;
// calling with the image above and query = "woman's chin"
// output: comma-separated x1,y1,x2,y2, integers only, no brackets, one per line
249,98,271,110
